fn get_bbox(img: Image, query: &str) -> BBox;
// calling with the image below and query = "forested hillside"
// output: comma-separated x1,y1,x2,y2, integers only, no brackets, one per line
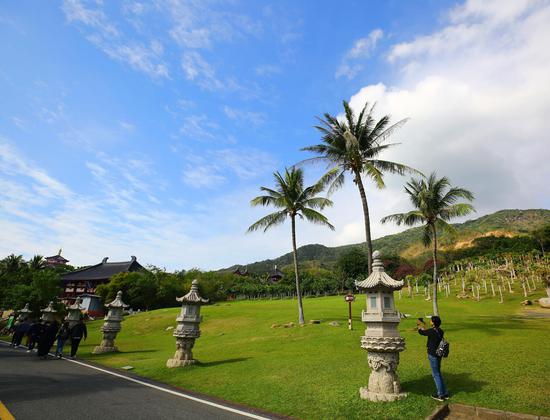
225,209,550,274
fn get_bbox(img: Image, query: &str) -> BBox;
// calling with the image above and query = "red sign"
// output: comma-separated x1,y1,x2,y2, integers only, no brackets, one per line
345,294,355,302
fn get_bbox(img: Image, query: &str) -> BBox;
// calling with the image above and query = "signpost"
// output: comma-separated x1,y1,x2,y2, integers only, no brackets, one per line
345,293,355,330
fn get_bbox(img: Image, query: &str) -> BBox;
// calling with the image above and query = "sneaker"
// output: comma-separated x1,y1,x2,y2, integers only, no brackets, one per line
431,394,445,402
443,394,451,400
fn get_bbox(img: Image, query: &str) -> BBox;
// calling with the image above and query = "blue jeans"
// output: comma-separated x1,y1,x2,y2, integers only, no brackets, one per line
428,354,447,397
56,338,66,356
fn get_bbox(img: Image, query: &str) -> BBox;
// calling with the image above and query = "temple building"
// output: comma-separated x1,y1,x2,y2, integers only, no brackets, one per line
267,265,284,283
61,256,145,317
45,250,69,267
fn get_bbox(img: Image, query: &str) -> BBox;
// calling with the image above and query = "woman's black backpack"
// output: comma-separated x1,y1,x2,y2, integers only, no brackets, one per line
435,328,450,358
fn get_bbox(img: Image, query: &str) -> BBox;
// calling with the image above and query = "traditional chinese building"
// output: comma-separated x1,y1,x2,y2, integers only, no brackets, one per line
61,256,145,317
45,250,69,267
267,265,284,283
232,266,249,276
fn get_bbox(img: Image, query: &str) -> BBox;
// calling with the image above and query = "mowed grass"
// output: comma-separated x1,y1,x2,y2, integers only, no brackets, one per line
73,292,550,420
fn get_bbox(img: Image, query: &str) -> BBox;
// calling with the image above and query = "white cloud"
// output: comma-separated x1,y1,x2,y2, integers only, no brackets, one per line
223,106,266,126
62,0,169,78
335,0,550,245
336,29,383,79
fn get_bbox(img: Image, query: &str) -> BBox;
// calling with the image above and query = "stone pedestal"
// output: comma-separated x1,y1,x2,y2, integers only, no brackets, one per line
93,291,128,354
359,339,407,401
356,251,408,402
166,280,208,368
166,337,197,367
40,301,57,323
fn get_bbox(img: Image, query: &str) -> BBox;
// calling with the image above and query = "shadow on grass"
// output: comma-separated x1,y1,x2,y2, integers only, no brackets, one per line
197,357,250,367
403,372,488,396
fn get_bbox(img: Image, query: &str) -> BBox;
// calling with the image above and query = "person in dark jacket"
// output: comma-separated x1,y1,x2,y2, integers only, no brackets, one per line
11,319,30,347
418,315,448,401
55,321,71,358
27,320,44,352
69,318,87,358
37,320,59,359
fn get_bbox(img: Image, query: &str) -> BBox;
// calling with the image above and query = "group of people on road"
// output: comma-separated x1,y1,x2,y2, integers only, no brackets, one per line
8,315,87,359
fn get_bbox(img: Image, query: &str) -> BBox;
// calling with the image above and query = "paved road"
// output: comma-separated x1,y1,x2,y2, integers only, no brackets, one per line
0,343,275,420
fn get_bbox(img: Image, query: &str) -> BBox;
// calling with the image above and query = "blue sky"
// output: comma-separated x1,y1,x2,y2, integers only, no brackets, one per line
1,0,549,270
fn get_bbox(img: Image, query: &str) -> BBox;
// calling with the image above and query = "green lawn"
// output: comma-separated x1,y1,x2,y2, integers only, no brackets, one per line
69,291,550,420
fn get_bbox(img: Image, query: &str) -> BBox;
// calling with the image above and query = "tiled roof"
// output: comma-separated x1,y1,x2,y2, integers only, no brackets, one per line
61,256,144,282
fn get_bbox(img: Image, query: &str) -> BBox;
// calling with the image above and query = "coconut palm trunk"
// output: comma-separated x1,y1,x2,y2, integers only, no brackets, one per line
291,214,305,325
355,173,373,274
431,223,439,316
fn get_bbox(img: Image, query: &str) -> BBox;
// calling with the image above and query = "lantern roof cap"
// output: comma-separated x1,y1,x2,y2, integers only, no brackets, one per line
41,301,57,314
355,250,404,291
19,303,32,314
106,290,129,309
177,279,209,304
67,297,84,311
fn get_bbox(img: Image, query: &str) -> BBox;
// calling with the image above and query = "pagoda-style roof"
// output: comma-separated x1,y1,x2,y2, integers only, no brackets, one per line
41,301,57,314
67,297,84,311
106,290,129,309
177,280,209,304
267,265,284,282
355,251,404,291
46,254,69,263
61,256,144,282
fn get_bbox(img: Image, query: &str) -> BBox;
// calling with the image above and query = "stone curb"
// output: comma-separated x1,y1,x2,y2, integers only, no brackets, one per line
425,403,548,420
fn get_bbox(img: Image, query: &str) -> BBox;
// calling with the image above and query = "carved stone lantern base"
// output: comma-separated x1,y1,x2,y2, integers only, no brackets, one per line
92,333,119,354
359,351,408,402
166,337,196,368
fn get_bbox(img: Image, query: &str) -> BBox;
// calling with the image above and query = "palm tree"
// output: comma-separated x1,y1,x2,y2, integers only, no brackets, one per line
247,167,336,325
381,173,475,315
28,255,45,271
1,254,25,274
302,100,418,274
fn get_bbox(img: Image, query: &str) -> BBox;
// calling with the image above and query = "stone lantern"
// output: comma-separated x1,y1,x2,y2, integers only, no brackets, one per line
355,251,407,402
17,303,32,322
65,297,84,329
166,280,209,368
41,301,57,323
93,290,128,354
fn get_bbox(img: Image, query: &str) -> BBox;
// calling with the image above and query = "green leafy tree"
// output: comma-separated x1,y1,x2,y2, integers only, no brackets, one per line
247,167,335,325
381,172,475,315
28,255,46,271
302,100,418,273
336,247,368,286
532,224,550,256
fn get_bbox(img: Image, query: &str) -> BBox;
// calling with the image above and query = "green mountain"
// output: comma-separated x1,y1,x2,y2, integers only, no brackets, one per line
225,209,550,274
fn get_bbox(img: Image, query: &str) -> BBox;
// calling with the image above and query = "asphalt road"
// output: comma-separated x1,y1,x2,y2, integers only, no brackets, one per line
0,343,276,420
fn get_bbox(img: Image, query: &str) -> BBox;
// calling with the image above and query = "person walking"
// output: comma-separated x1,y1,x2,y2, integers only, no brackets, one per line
69,318,87,358
417,315,449,401
11,319,30,347
55,321,71,358
37,320,59,359
27,320,44,352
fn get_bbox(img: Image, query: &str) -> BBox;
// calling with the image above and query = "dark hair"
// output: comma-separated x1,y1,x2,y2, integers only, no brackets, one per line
431,316,442,327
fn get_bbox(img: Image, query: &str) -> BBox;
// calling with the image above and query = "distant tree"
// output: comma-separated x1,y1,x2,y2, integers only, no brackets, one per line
381,173,475,316
337,248,369,283
302,100,418,274
532,224,550,256
247,167,335,325
28,255,46,271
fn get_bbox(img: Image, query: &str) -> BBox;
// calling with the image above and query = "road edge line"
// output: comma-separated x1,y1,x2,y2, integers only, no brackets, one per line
0,340,272,420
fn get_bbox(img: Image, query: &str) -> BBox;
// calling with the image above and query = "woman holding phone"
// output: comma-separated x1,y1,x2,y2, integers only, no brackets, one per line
417,315,449,401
